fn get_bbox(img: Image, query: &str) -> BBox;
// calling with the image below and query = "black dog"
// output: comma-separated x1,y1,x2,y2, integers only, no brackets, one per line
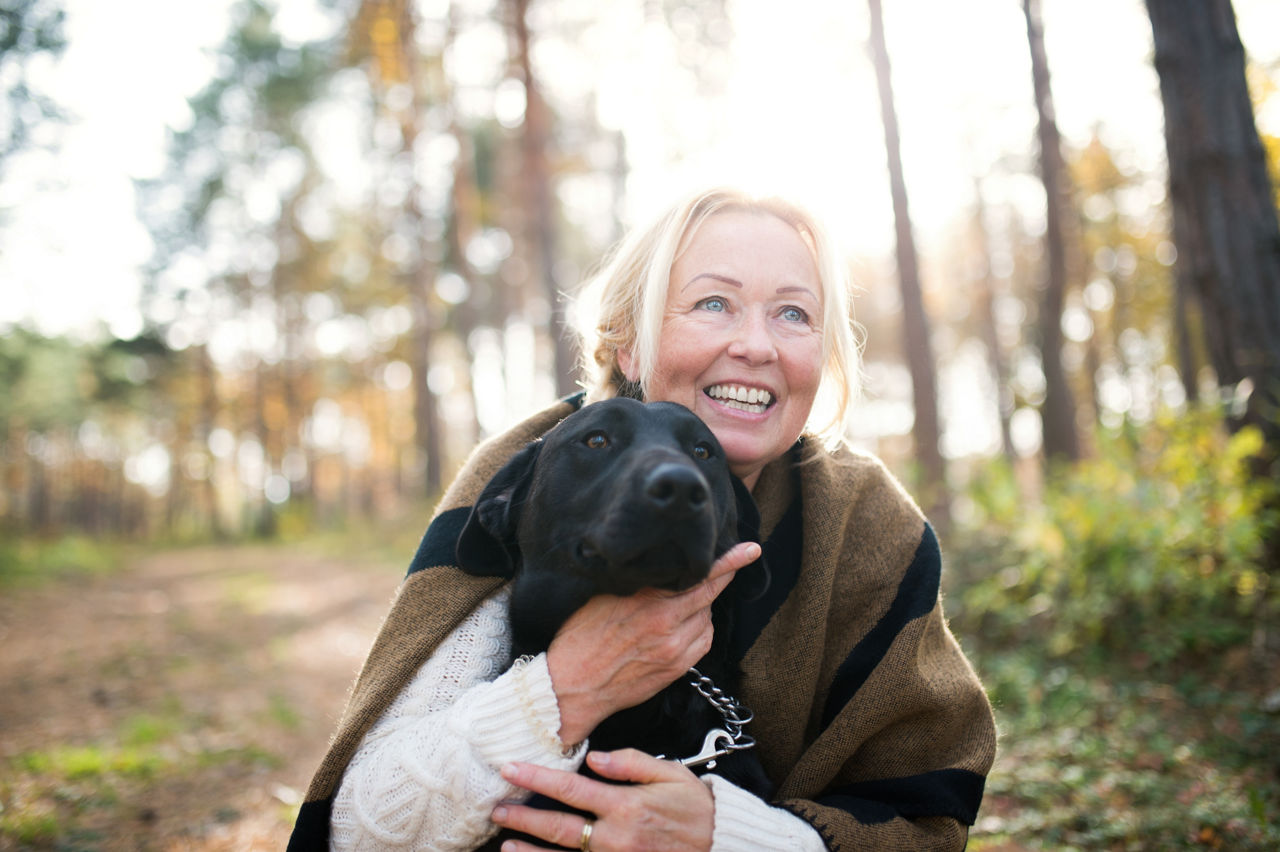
456,398,773,833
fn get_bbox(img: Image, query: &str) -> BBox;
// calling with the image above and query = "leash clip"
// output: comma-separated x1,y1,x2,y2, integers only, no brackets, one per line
657,668,758,770
677,728,736,770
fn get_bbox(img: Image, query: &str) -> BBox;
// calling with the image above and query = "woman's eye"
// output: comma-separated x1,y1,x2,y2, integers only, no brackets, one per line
781,306,809,323
692,442,713,460
697,297,727,313
583,431,610,449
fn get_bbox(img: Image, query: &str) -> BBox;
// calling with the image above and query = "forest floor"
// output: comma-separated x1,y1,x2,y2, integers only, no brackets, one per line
1,536,1278,850
0,541,404,851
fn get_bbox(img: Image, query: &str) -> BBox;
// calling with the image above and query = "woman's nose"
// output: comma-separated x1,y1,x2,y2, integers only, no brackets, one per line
727,311,778,365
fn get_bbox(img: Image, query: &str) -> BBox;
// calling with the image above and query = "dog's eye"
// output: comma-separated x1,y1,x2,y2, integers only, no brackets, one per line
583,431,610,450
692,442,713,460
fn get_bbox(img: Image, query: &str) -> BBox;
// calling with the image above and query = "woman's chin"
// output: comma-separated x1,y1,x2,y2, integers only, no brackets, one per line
717,437,774,483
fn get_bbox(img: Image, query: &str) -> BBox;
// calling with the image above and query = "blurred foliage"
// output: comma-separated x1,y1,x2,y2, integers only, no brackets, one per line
970,644,1280,850
0,327,175,435
950,410,1280,850
0,535,127,589
0,0,66,180
0,327,84,435
949,406,1279,666
286,495,438,567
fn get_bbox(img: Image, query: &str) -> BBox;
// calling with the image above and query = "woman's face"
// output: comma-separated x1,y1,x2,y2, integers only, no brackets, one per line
621,210,825,489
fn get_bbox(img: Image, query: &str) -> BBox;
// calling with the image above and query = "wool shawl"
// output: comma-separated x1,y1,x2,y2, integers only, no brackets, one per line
289,396,997,851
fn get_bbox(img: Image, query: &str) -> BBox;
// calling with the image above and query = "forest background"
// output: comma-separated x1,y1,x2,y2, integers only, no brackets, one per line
2,0,1280,848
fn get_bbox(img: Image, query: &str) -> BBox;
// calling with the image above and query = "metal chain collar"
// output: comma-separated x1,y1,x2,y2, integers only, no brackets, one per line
666,666,758,770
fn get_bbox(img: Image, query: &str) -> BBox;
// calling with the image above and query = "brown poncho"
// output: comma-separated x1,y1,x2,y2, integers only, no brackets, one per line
289,396,996,851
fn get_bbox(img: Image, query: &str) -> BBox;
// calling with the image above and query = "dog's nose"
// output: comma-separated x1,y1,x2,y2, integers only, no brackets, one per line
645,463,708,513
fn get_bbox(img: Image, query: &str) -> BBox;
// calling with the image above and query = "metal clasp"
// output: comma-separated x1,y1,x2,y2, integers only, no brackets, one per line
677,728,735,770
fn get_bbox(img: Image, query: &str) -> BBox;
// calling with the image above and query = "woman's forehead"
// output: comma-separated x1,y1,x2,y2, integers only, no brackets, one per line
670,211,824,299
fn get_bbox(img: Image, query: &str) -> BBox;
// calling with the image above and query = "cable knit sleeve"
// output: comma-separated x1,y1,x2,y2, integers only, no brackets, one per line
330,588,586,852
704,775,827,852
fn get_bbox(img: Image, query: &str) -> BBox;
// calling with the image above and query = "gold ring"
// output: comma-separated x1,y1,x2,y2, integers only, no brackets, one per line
578,818,594,851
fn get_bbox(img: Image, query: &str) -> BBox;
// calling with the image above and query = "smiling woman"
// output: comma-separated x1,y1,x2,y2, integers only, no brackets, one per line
290,185,996,852
615,210,827,489
581,191,860,485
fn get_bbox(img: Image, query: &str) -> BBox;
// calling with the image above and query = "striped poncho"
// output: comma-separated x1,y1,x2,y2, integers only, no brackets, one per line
289,396,996,850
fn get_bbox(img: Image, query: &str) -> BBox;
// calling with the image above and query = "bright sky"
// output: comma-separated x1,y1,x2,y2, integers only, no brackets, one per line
1,0,1278,340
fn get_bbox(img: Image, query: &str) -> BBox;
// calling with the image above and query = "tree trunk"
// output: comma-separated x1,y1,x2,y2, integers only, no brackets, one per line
970,174,1016,462
252,355,277,538
383,0,445,497
1023,0,1082,465
511,0,577,397
1174,274,1201,405
409,286,443,496
196,343,225,539
866,0,948,524
1145,0,1280,451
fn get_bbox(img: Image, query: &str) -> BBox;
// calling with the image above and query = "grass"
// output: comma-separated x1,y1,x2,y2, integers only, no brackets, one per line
15,744,166,782
0,542,326,850
0,494,431,593
0,809,60,845
119,711,183,748
1,697,292,849
283,497,437,571
0,535,130,590
969,644,1280,851
264,692,304,731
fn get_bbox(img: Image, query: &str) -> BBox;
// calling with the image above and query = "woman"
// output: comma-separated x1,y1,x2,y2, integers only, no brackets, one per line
288,187,996,851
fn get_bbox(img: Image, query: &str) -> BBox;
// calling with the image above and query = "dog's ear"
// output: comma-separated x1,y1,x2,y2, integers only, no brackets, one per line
456,441,542,577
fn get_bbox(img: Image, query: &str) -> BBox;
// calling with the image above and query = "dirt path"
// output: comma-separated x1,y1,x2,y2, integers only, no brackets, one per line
0,544,403,851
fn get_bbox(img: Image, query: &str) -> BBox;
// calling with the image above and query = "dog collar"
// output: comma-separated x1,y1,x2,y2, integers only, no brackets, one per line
660,667,757,770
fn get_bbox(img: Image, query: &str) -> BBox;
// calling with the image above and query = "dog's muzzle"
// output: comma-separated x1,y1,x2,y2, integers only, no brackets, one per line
644,462,709,516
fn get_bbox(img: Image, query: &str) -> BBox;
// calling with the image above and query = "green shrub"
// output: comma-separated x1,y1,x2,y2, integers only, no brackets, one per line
948,408,1278,664
0,535,126,589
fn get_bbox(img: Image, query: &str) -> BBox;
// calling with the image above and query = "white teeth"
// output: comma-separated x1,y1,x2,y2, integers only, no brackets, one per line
706,384,773,412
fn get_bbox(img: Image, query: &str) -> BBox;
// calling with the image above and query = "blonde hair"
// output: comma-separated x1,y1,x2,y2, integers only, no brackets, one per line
572,186,862,445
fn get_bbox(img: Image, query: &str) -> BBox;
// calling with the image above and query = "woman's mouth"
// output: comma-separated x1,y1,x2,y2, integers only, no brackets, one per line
705,384,774,414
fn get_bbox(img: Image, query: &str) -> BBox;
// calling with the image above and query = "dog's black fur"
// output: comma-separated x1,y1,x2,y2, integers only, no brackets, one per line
456,398,773,843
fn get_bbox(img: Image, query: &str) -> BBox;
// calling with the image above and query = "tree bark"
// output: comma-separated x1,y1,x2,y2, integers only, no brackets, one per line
1023,0,1082,465
970,174,1016,462
1145,0,1280,449
196,343,225,539
252,351,277,537
1174,273,1201,405
511,0,577,397
866,0,948,523
381,0,445,496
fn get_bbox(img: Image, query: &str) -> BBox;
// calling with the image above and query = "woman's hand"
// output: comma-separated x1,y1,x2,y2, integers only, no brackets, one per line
493,749,714,852
545,541,760,745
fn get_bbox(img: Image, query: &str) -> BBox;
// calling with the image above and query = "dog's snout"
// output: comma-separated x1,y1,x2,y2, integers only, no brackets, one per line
645,463,708,513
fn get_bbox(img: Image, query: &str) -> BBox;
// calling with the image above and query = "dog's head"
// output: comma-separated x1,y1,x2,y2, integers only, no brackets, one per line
457,398,752,600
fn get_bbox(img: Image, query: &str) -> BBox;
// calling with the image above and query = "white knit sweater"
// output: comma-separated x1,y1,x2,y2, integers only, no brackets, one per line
330,587,825,852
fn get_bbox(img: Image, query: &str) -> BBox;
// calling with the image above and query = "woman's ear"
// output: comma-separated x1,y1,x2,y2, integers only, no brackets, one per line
617,348,638,382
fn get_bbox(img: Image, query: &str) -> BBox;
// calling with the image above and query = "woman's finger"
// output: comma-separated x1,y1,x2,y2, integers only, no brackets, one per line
584,748,694,785
490,799,594,852
499,761,614,815
683,541,759,610
546,540,759,743
708,540,761,581
496,754,714,852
